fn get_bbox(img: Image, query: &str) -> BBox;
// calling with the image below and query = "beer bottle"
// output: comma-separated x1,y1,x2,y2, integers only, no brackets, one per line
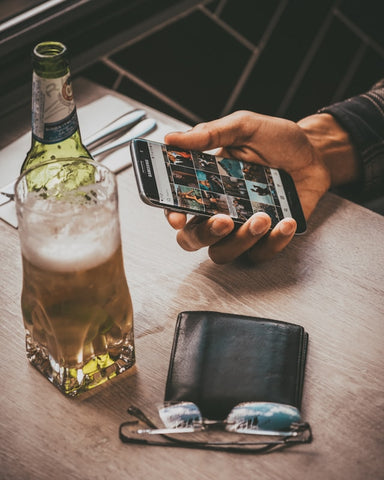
21,41,92,173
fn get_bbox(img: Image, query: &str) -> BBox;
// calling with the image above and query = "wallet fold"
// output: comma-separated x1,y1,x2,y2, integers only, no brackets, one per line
164,311,308,420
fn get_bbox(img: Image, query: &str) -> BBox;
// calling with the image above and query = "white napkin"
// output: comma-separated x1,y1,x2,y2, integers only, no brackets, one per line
0,95,176,228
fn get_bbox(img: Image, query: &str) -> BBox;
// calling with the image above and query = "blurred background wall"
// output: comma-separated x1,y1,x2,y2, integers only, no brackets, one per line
81,0,384,124
1,0,383,126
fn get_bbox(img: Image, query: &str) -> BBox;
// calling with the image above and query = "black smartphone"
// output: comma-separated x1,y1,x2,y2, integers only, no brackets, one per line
130,138,306,233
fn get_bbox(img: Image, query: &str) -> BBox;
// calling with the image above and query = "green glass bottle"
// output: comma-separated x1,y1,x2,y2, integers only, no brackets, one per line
21,41,92,173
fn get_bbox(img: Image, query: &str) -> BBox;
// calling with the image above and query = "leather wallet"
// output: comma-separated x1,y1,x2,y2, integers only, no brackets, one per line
164,311,308,420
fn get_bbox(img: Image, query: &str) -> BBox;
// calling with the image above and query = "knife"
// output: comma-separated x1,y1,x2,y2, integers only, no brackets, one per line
84,109,146,148
0,117,157,204
92,118,157,157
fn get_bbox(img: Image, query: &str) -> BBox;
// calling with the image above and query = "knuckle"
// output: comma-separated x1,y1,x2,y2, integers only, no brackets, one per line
231,109,253,120
248,236,290,263
176,231,198,252
208,246,230,265
177,219,210,252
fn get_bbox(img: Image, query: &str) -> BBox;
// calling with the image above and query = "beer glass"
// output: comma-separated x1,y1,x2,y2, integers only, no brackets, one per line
15,158,135,397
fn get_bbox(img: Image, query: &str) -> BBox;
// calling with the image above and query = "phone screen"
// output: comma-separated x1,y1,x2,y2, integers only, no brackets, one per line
131,139,306,233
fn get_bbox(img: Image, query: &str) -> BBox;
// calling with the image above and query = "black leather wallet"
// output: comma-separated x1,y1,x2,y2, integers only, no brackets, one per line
164,311,308,420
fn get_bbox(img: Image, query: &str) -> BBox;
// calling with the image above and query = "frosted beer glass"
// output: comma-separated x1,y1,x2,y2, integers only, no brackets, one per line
15,158,135,397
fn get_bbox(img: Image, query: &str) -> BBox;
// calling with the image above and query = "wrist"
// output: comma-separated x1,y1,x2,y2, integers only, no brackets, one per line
297,113,360,187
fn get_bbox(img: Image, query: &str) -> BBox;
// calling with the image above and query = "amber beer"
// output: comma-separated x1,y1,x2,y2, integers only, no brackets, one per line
15,158,135,396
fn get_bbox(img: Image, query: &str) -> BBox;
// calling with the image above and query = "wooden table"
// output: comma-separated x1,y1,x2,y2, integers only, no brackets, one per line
1,81,383,480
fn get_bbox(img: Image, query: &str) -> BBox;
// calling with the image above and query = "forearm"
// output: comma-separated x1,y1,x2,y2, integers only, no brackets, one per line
297,113,361,188
313,83,384,203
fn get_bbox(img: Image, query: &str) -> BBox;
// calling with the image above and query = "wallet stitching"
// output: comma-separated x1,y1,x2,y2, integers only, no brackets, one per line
294,330,303,407
164,312,184,399
295,331,308,409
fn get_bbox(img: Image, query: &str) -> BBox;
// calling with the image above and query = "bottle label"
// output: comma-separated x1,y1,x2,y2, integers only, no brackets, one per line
32,72,79,143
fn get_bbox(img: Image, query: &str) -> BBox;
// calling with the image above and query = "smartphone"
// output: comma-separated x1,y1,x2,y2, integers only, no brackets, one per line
130,138,306,234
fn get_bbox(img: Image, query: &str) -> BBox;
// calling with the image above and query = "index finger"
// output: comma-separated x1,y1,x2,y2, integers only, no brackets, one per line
164,110,260,152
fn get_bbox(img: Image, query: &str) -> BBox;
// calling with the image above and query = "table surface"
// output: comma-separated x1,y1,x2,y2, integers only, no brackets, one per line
1,80,383,480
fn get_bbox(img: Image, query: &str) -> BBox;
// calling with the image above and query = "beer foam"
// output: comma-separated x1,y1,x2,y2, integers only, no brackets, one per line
21,207,121,272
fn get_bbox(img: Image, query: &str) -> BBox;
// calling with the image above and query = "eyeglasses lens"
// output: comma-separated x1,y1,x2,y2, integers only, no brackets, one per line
159,402,203,430
226,402,302,434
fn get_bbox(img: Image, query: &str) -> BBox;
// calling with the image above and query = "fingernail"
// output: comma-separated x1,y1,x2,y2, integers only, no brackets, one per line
249,213,270,236
279,219,296,236
210,219,232,236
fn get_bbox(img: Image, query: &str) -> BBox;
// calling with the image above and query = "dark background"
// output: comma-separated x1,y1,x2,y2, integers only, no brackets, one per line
1,0,383,126
84,0,384,124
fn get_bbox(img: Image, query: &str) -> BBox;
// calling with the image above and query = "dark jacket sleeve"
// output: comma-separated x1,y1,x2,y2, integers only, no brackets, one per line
318,80,384,214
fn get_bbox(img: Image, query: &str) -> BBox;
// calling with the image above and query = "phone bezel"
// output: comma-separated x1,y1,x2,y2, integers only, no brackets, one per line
130,138,306,234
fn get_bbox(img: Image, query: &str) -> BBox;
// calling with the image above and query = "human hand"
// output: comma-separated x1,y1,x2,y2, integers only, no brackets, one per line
164,110,333,264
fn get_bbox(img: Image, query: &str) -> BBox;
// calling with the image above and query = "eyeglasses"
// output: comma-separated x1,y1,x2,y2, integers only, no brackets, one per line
119,401,312,453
